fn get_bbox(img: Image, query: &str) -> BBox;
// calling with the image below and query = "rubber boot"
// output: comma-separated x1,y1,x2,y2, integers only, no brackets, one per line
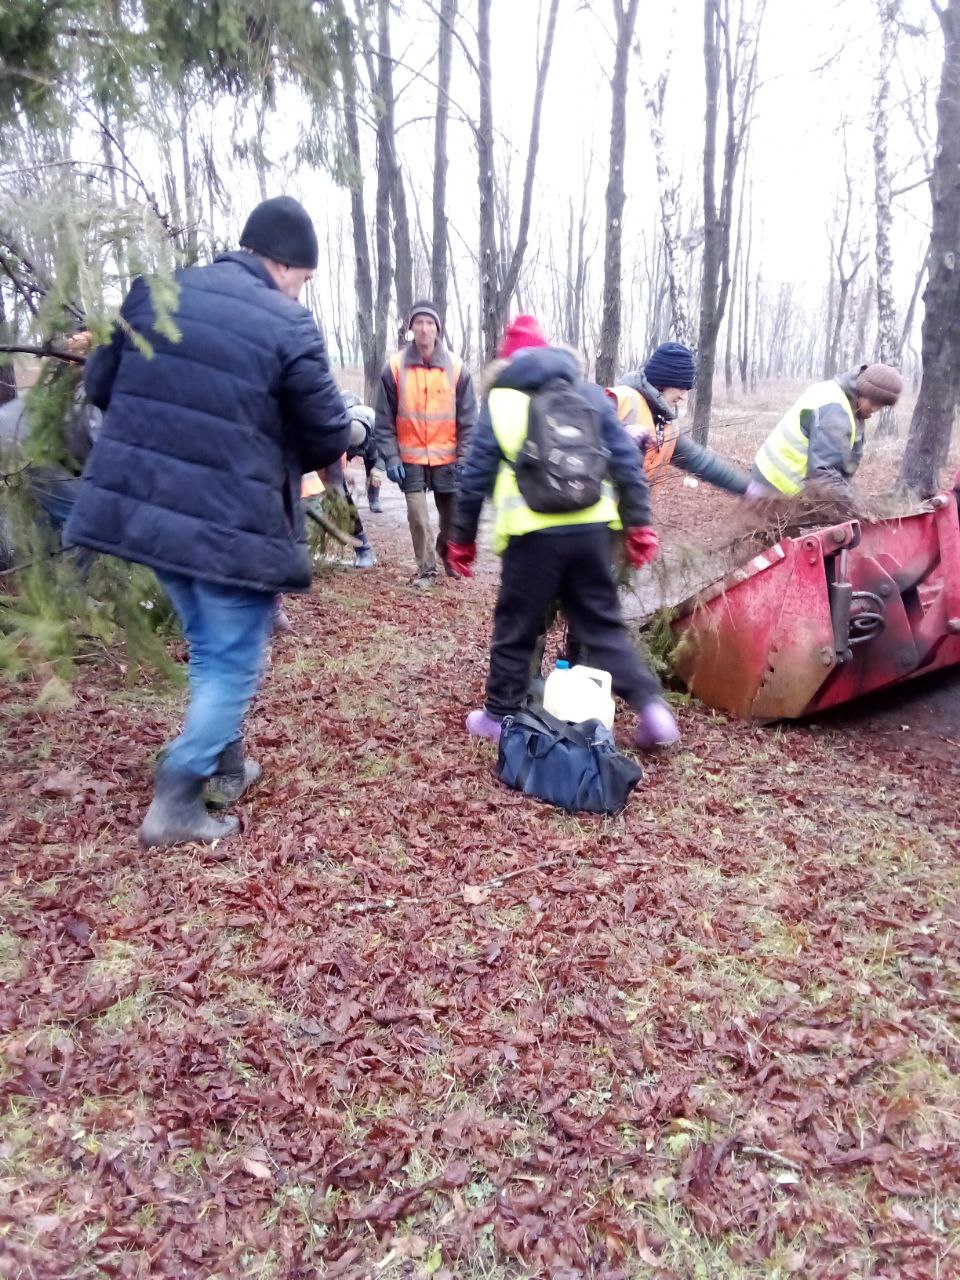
139,765,240,848
367,484,382,513
633,698,681,750
206,739,262,809
466,708,503,743
353,531,377,569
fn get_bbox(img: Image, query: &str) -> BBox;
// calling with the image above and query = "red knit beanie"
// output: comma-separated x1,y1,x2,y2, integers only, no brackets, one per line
498,314,548,359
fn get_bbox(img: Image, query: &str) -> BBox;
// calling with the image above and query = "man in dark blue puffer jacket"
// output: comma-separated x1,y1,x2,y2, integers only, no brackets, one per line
65,196,351,848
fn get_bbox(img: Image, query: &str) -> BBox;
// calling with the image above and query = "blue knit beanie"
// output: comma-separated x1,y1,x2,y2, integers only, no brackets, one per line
644,342,696,391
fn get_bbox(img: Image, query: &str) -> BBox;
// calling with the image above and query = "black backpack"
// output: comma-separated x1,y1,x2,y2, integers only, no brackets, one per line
514,378,608,514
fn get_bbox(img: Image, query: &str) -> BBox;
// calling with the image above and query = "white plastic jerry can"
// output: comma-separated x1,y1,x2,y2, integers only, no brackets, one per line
542,660,616,729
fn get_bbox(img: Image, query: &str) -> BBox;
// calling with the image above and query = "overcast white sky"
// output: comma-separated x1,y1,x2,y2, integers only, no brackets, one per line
168,0,945,359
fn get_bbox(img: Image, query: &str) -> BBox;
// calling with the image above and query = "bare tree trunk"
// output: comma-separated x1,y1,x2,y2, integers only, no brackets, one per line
897,256,927,364
596,0,641,387
431,0,456,328
823,165,868,379
476,0,498,362
476,0,561,361
692,0,764,444
375,0,413,326
900,0,960,494
738,177,753,391
0,289,15,406
178,91,199,264
873,0,900,436
324,217,348,369
724,163,746,395
338,22,377,399
694,0,723,438
639,57,691,344
252,92,269,201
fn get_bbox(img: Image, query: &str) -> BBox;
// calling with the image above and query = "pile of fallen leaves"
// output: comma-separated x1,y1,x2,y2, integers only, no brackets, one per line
1,516,959,1279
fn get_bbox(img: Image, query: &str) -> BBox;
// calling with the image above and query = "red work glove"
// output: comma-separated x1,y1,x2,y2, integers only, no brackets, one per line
625,526,660,569
636,431,657,455
445,540,476,578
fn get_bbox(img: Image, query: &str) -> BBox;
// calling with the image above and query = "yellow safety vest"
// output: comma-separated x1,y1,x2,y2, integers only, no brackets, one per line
488,387,619,555
754,380,857,496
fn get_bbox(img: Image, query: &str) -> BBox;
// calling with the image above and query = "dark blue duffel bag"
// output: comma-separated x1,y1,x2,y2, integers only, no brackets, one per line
496,704,643,814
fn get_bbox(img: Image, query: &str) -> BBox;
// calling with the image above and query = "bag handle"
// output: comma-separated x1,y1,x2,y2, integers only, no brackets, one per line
514,702,597,752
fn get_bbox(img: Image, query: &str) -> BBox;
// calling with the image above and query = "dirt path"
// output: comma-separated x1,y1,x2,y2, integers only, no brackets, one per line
1,485,959,1279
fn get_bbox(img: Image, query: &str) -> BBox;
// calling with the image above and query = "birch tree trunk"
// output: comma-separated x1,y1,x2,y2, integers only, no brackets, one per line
899,0,960,494
596,0,641,387
640,60,691,345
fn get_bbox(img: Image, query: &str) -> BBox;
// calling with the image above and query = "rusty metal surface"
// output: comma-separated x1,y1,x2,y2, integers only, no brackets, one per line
671,493,960,721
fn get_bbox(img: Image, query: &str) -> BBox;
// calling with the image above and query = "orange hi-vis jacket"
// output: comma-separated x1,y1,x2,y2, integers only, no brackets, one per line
390,349,463,468
608,385,679,487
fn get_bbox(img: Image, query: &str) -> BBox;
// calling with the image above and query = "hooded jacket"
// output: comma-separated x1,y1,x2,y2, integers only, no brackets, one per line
65,252,351,593
451,346,651,545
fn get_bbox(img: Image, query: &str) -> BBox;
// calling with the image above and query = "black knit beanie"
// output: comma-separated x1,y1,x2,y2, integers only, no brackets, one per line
644,342,697,391
239,196,319,270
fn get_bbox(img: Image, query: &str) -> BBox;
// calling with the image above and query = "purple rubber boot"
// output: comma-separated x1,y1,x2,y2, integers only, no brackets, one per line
633,698,680,750
466,709,503,743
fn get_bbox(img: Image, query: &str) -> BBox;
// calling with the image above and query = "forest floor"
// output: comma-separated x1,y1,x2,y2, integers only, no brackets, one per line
1,401,959,1279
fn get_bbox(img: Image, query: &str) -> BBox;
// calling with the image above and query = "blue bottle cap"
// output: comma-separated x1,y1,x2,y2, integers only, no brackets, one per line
556,659,570,669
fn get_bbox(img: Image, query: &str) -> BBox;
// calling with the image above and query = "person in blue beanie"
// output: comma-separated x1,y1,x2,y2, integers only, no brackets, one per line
609,342,749,495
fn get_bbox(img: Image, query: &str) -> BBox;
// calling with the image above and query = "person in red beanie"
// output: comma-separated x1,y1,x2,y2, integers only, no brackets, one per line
446,316,680,751
498,313,549,358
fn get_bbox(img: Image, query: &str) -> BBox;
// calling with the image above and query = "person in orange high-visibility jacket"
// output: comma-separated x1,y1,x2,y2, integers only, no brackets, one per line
375,300,477,587
609,343,748,496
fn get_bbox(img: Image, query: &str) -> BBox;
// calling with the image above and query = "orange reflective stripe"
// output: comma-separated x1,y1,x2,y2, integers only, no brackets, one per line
392,349,458,467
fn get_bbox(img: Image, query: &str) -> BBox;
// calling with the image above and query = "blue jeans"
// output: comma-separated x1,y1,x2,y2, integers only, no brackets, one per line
157,572,275,778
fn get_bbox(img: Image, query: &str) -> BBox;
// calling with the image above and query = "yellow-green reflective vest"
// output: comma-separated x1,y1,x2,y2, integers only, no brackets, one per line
488,387,619,555
754,380,857,496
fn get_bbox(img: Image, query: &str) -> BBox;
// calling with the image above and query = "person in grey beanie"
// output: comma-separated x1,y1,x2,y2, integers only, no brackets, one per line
66,195,352,847
375,300,477,587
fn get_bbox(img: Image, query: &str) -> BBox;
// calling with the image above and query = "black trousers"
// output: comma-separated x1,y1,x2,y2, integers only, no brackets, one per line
485,526,662,719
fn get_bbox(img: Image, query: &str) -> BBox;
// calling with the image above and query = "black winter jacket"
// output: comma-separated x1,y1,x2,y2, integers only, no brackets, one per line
65,252,351,593
451,347,651,544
